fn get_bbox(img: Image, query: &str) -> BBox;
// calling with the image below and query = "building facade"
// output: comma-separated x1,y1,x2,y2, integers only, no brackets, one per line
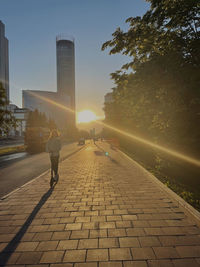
0,20,9,100
56,35,75,126
23,36,76,130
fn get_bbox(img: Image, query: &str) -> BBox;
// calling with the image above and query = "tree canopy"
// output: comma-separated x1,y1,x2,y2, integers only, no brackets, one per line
102,0,200,155
26,109,57,129
0,82,16,136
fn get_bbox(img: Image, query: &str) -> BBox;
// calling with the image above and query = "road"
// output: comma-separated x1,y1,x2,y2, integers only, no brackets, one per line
0,142,84,198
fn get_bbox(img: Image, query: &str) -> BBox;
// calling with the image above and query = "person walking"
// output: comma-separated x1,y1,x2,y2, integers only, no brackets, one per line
46,129,61,187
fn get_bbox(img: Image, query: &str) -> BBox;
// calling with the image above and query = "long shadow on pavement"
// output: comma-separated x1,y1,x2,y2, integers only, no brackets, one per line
0,188,53,266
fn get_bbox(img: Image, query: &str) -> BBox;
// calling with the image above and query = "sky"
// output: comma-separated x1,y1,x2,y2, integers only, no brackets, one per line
0,0,149,117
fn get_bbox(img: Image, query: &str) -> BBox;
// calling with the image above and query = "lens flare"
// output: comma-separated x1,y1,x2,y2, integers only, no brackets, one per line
77,110,97,123
27,91,200,167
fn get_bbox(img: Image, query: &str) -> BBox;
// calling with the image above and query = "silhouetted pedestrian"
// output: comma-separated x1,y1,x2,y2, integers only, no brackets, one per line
46,129,61,187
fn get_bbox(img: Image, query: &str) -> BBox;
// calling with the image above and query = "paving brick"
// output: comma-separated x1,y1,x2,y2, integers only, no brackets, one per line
107,216,122,221
158,236,180,246
172,259,200,267
123,261,147,267
108,228,126,237
139,237,161,247
29,225,49,233
40,213,56,219
82,222,98,230
48,224,66,231
15,242,39,251
51,264,73,267
92,205,105,211
78,238,98,249
40,251,64,263
51,231,71,240
0,252,21,265
113,209,128,215
131,247,156,259
109,248,132,260
17,252,43,264
153,247,180,259
99,222,115,229
99,262,122,267
116,220,132,228
87,249,108,261
0,233,15,242
91,216,106,222
85,211,99,216
43,218,60,225
122,215,137,220
0,242,8,252
175,245,200,257
90,229,107,238
27,265,49,267
106,205,119,210
57,240,78,250
74,263,97,267
126,228,145,237
100,210,114,216
70,230,89,239
20,233,35,242
148,220,168,227
65,223,82,230
70,212,84,217
144,228,164,236
75,217,91,223
60,217,75,223
99,238,119,248
147,259,174,267
36,241,58,251
119,237,140,247
63,249,86,262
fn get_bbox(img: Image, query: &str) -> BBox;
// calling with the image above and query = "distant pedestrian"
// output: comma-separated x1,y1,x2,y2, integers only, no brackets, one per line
46,129,61,188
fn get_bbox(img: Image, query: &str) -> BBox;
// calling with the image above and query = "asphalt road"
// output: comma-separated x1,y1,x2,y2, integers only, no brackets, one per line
0,142,85,198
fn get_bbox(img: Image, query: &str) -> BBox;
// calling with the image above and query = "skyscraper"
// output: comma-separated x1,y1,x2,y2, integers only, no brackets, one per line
23,35,76,129
0,20,9,100
56,35,75,126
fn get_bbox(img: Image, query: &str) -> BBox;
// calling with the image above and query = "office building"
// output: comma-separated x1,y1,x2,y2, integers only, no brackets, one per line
0,20,9,100
23,35,76,129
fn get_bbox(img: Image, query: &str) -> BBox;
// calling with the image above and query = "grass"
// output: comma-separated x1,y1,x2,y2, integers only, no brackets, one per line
0,145,26,156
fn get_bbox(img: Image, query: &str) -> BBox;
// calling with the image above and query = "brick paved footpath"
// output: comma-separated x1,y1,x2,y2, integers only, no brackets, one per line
0,142,200,267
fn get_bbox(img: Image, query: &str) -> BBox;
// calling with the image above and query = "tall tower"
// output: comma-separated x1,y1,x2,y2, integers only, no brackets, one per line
0,20,9,100
56,35,75,126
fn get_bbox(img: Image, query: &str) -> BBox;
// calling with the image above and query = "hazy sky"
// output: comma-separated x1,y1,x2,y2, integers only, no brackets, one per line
1,0,149,117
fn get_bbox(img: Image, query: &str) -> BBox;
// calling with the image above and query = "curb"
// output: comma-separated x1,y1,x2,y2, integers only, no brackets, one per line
98,142,200,228
0,145,86,201
118,149,200,228
0,170,49,201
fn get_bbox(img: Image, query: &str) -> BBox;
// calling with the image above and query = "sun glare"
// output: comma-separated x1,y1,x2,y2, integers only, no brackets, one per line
77,110,97,123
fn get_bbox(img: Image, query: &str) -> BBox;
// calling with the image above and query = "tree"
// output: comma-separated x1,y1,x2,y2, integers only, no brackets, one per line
102,0,200,155
26,109,49,128
0,82,16,136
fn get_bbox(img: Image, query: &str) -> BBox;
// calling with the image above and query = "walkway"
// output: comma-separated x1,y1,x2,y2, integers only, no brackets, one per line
0,142,200,266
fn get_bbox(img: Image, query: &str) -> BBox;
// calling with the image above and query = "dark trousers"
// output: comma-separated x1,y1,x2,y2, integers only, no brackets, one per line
50,156,59,176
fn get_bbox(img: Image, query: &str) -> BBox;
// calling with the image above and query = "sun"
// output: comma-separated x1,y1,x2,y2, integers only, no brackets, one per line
77,110,97,123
